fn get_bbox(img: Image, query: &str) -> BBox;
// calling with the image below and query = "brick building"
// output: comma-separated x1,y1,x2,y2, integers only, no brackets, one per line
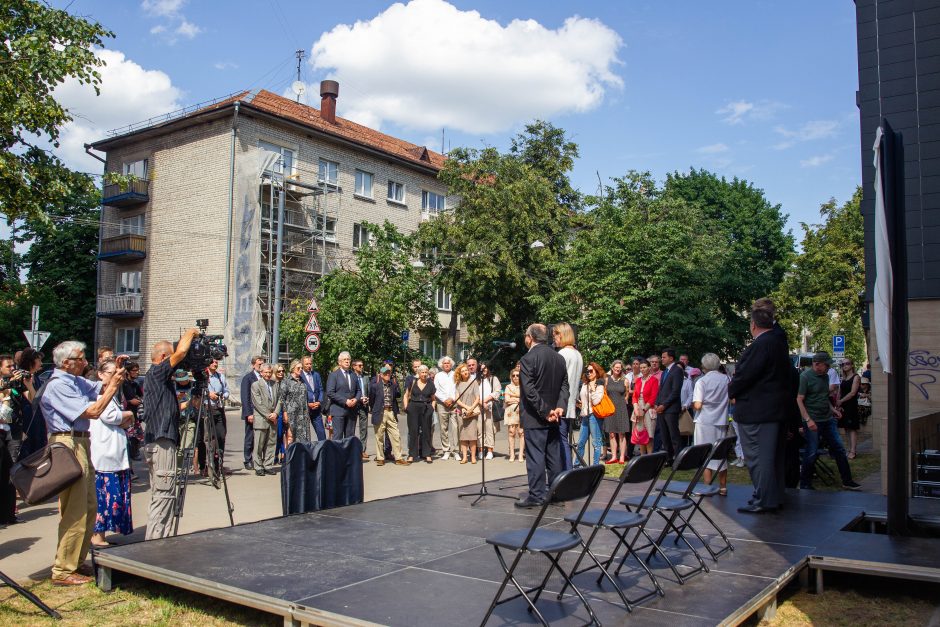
89,82,467,385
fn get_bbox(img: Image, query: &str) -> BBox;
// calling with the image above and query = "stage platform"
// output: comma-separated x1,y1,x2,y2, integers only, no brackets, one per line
93,477,940,626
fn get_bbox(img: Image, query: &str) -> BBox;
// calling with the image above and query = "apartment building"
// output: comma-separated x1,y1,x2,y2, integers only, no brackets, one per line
90,81,467,382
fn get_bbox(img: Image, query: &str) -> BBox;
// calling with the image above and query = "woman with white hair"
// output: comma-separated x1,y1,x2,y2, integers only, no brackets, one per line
692,353,731,495
283,359,311,444
403,364,436,463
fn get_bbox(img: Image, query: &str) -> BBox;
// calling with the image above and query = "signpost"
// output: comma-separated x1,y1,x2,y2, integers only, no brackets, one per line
305,298,321,353
832,335,846,358
22,306,50,350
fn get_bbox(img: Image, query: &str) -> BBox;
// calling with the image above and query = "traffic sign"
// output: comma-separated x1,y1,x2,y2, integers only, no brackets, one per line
305,333,321,353
304,313,321,333
401,330,410,341
23,305,50,349
832,335,846,358
307,298,319,313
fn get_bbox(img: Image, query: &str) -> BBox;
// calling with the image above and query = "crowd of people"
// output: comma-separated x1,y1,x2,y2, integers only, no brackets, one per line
0,299,873,585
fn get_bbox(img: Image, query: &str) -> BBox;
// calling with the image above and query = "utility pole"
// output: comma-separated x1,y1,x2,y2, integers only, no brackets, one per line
294,49,305,102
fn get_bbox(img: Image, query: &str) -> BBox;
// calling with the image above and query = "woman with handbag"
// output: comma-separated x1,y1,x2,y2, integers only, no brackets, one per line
503,367,524,462
403,364,436,463
89,358,135,547
632,359,659,455
479,362,502,460
604,360,632,464
576,363,607,466
453,363,480,464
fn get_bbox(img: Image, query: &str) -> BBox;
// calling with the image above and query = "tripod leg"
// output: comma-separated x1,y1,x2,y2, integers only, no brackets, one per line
0,570,61,619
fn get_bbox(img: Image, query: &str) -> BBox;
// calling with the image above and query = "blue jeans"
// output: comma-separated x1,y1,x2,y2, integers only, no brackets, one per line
800,419,853,487
576,413,603,466
559,417,573,470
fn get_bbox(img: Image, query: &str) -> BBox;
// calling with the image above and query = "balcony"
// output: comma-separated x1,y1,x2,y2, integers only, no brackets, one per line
98,233,146,262
102,179,149,207
97,293,144,318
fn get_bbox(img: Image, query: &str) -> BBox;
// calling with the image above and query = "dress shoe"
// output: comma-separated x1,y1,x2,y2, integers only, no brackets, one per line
52,573,93,586
361,453,370,461
375,459,385,466
395,459,411,466
514,497,544,509
255,470,266,476
244,461,254,470
737,504,778,514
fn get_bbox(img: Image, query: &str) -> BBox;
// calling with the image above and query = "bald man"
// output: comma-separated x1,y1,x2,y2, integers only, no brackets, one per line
143,328,199,540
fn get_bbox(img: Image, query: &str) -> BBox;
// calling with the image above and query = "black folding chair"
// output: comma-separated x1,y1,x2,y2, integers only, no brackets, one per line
663,435,738,561
481,465,606,627
557,451,669,611
620,443,712,585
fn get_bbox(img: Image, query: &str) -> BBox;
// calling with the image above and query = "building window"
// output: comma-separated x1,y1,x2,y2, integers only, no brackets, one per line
119,271,141,295
119,214,145,236
315,215,337,242
123,159,148,179
422,190,445,216
354,170,373,198
115,327,141,355
387,180,405,204
436,287,451,311
419,337,443,360
457,342,471,362
318,159,339,186
259,140,294,175
352,223,372,249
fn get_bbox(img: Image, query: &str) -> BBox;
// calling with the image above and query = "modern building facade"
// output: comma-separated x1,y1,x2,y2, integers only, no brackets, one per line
90,82,467,384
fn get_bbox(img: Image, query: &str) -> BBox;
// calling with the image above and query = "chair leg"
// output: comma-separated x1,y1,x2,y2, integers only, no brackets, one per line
482,547,549,627
546,552,601,626
661,512,710,580
581,540,633,612
644,510,690,584
684,501,734,561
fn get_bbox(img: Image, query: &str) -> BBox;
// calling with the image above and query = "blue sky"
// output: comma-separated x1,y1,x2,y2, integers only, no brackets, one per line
50,0,861,239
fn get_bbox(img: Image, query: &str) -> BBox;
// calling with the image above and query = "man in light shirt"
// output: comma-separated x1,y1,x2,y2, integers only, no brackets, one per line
433,356,457,460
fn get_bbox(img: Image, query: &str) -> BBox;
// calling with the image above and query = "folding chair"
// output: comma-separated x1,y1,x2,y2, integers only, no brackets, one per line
557,451,669,611
620,443,712,585
481,465,606,627
663,435,738,561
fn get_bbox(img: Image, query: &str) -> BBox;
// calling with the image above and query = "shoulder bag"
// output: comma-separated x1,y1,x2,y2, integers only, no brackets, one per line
679,409,694,436
11,441,83,505
591,381,616,419
489,377,505,423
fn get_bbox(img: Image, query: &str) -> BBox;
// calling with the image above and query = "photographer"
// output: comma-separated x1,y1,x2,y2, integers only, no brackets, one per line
1,354,36,462
203,358,229,475
143,328,199,540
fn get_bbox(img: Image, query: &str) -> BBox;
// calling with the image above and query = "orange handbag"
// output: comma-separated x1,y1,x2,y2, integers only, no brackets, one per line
591,384,615,419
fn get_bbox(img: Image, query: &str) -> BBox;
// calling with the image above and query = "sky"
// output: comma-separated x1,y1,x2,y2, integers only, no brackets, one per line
46,0,862,240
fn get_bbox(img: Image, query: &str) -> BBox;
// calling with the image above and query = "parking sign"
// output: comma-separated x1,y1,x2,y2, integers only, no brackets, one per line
832,335,845,358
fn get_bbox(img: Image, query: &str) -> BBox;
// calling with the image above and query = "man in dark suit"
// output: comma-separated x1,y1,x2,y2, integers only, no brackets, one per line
517,323,570,508
728,303,792,513
352,359,370,459
368,366,409,466
655,347,684,463
300,356,326,441
326,351,362,440
239,355,264,470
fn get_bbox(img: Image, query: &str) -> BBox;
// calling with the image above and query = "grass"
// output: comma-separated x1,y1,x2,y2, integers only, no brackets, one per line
0,575,278,627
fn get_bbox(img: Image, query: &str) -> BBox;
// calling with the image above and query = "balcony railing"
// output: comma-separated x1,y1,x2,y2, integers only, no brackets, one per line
102,179,149,207
97,293,144,318
98,233,146,262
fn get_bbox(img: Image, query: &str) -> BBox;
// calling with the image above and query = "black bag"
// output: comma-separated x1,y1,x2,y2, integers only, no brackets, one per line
11,442,83,505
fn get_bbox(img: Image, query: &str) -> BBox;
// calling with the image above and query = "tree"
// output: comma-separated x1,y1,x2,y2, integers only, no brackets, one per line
419,123,577,354
280,221,437,373
0,239,31,352
0,0,112,221
773,188,866,364
540,171,731,364
664,169,794,351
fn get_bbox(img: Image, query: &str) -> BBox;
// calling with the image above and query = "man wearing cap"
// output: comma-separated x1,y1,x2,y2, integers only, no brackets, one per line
368,366,409,466
326,351,361,440
250,364,281,476
796,352,861,491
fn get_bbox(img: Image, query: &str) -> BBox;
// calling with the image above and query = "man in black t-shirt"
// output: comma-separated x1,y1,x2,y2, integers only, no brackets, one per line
143,328,198,540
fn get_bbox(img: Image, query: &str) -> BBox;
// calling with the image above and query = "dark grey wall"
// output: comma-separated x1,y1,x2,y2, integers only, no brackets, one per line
857,0,940,301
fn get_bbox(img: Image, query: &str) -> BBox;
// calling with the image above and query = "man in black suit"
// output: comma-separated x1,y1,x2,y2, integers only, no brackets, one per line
368,366,409,466
517,323,570,508
326,351,362,440
728,303,792,513
655,347,683,463
239,355,264,470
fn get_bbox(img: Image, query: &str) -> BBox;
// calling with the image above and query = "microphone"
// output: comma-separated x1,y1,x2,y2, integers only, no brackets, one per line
492,340,516,348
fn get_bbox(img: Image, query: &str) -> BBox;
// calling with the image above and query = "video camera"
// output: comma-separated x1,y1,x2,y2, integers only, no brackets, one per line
177,319,228,385
0,369,31,392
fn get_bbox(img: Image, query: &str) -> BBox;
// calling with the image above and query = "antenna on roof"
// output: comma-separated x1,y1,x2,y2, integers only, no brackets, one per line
293,49,306,102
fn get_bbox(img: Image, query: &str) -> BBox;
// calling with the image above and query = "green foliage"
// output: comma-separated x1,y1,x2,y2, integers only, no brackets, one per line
540,171,732,364
419,122,575,350
103,171,139,191
280,221,438,373
0,0,112,221
773,188,866,364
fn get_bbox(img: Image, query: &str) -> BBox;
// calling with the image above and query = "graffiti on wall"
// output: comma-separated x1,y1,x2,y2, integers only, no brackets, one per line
910,350,940,400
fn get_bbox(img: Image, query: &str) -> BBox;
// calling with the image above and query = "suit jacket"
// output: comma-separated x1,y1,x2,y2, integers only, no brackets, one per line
727,325,791,424
250,379,282,429
326,368,362,418
655,363,683,414
240,370,259,418
356,373,370,412
518,342,570,430
299,369,324,414
368,378,401,425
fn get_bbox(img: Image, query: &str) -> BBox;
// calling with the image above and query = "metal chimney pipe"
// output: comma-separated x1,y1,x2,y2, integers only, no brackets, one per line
320,80,339,124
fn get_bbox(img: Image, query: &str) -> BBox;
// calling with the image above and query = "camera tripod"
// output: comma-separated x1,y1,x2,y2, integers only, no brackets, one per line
171,380,235,536
0,570,60,619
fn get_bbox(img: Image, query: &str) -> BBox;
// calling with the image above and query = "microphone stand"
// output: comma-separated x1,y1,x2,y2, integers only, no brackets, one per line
458,345,517,506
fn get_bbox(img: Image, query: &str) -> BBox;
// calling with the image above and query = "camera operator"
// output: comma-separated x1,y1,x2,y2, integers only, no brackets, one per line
143,328,199,540
1,354,36,461
203,358,229,475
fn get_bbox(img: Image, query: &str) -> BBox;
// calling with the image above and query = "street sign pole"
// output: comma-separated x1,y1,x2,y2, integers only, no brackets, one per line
22,305,51,350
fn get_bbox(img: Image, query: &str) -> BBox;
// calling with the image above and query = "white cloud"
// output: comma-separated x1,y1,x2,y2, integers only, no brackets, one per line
696,142,729,154
214,61,239,71
308,0,623,134
773,119,840,149
142,0,201,43
716,99,786,125
141,0,185,17
51,49,183,172
149,25,166,35
175,20,202,39
800,154,834,168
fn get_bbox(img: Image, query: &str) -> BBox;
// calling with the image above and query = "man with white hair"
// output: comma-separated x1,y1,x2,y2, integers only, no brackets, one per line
326,351,362,440
41,340,126,585
434,356,457,460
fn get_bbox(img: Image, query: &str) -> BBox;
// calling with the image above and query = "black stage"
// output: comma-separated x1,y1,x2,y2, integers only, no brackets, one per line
94,478,940,626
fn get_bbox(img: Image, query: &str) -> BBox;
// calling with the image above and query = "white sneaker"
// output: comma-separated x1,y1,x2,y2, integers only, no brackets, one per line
485,451,494,460
477,451,483,459
442,452,450,460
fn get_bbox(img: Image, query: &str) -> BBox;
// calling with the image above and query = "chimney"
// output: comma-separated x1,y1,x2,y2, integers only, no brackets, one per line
320,80,339,124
